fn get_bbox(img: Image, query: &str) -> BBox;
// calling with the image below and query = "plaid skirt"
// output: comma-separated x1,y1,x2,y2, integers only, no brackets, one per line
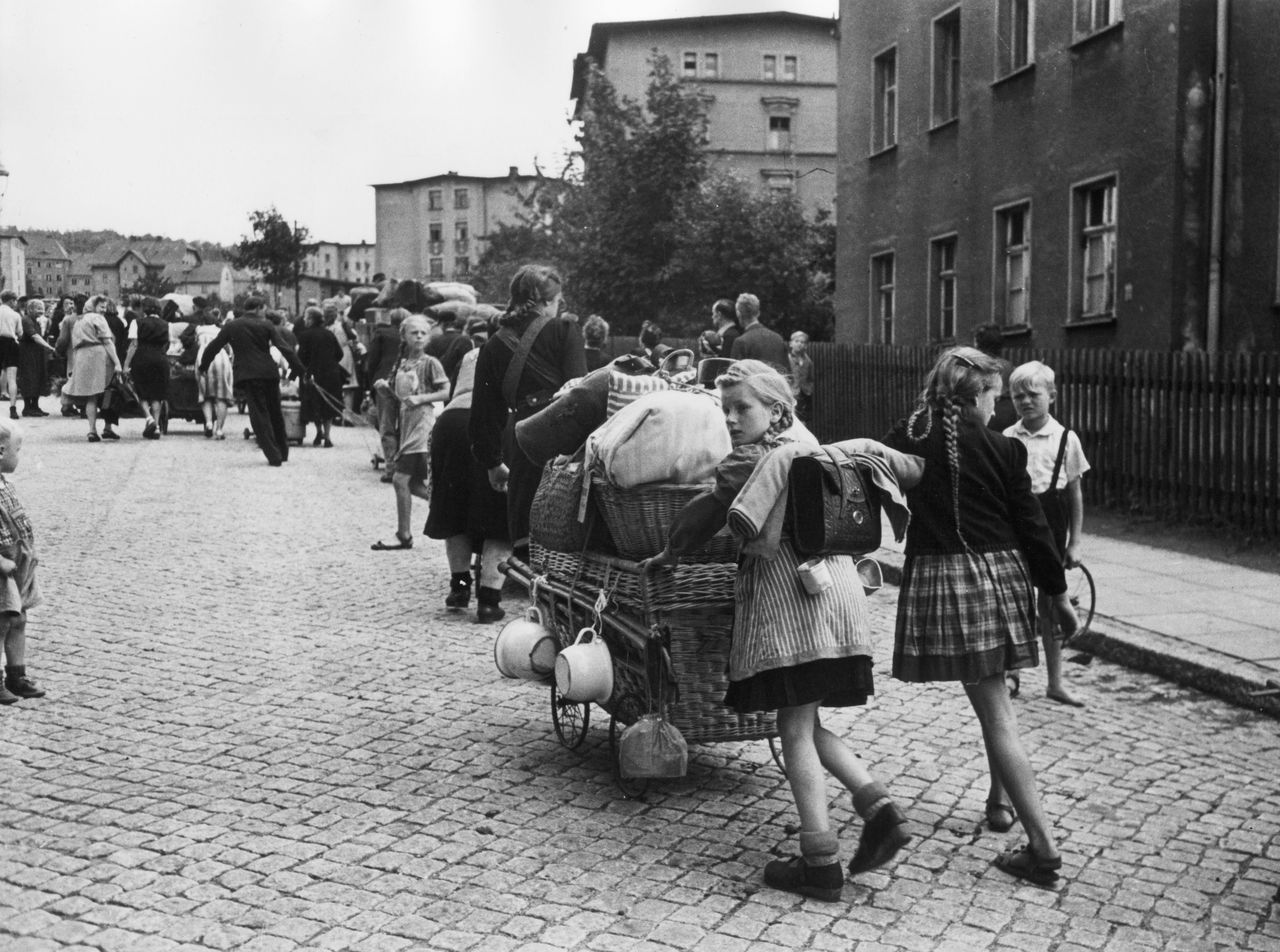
894,548,1039,683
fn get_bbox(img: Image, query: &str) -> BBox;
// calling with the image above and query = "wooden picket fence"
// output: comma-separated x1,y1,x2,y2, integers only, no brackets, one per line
807,343,1280,538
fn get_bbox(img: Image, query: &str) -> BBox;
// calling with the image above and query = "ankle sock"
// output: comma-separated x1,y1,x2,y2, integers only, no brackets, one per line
853,782,893,821
450,572,472,592
798,829,840,867
5,665,25,681
477,586,501,607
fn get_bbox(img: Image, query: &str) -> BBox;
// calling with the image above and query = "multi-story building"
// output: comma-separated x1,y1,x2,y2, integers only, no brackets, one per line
0,230,27,297
373,168,540,283
24,235,71,298
836,0,1280,353
571,12,839,211
301,240,377,286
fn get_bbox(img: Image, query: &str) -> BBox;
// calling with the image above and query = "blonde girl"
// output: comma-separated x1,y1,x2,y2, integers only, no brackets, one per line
645,359,911,902
370,315,449,551
883,346,1079,887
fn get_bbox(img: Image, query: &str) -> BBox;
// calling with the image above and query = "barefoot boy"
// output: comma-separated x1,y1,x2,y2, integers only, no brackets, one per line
1004,361,1090,707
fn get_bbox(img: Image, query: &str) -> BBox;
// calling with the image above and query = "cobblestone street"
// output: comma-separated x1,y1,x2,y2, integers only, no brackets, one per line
1,412,1278,951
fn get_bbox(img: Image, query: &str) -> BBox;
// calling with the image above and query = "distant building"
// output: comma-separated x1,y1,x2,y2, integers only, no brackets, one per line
373,168,540,283
571,12,839,211
301,240,376,288
0,230,27,297
836,0,1280,353
24,235,71,298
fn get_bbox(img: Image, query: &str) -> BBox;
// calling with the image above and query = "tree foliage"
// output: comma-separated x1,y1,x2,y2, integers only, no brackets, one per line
476,54,836,339
232,208,309,292
122,271,176,299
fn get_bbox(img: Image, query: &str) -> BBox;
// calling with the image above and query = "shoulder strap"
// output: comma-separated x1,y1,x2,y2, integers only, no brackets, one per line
1049,429,1069,490
501,312,553,408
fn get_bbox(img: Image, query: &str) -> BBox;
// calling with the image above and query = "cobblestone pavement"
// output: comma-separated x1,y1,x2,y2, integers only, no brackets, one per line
1,411,1278,952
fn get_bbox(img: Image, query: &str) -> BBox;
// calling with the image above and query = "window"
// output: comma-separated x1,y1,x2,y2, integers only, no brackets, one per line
702,53,718,78
762,169,796,193
1074,178,1117,320
768,115,792,152
870,253,895,344
763,54,777,81
429,257,443,278
683,51,698,77
1076,0,1122,38
997,0,1032,75
454,188,469,210
455,220,469,253
456,257,470,275
933,9,961,127
931,236,958,341
995,203,1031,326
873,48,897,153
783,55,797,81
429,223,442,255
428,189,442,211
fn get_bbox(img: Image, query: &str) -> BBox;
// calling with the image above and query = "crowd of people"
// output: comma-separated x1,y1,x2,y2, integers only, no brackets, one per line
0,266,1095,905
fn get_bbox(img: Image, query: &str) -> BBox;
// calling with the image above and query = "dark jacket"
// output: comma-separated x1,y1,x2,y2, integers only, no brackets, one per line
363,324,400,390
729,322,788,371
469,314,586,469
199,314,304,383
883,412,1066,595
426,328,474,391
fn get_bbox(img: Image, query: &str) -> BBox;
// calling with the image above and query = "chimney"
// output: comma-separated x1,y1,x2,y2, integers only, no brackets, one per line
509,166,519,177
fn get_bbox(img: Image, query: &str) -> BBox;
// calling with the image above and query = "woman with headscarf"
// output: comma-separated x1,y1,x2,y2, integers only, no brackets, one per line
468,264,585,561
64,295,123,442
297,306,345,448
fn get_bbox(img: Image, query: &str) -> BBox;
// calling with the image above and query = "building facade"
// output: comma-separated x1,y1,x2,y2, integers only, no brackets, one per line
0,231,26,297
571,12,839,211
835,0,1280,353
24,235,71,298
302,240,376,286
373,169,540,283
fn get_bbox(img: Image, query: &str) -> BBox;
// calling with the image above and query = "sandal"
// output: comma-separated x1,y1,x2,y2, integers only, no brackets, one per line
985,800,1017,833
993,844,1062,887
87,432,101,443
370,535,413,551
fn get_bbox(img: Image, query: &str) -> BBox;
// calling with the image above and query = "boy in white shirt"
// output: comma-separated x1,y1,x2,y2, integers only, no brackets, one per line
1004,361,1091,707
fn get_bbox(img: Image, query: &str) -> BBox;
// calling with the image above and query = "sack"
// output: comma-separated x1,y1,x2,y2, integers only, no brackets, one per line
587,389,731,488
788,448,881,558
619,714,688,779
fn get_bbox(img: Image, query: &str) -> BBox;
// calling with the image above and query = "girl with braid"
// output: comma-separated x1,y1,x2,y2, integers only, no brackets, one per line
883,346,1079,887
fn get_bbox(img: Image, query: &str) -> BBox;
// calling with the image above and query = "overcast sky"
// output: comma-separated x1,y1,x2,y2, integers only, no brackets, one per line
0,0,835,247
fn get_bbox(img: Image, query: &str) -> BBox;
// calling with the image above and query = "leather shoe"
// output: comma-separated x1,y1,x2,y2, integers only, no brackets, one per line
475,603,506,624
5,675,45,699
848,802,912,876
763,855,843,902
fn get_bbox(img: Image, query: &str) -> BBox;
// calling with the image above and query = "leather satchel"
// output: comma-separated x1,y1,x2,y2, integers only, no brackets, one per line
788,448,882,558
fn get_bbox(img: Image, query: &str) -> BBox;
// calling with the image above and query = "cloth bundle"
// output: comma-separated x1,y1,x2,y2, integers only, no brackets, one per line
586,389,731,488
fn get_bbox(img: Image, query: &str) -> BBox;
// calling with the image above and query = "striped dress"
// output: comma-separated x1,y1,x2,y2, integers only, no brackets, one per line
666,442,876,713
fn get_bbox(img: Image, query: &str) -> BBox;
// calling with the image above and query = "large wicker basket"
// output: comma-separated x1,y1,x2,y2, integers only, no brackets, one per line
591,477,738,564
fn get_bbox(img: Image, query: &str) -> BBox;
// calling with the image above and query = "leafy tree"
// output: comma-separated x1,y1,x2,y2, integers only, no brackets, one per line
555,55,708,332
122,271,176,299
232,208,309,302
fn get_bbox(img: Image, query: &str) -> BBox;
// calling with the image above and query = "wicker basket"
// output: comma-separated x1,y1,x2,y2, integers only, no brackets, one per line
592,477,738,564
530,460,589,553
531,545,737,615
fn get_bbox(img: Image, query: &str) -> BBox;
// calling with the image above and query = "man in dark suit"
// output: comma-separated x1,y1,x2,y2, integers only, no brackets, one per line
728,292,789,372
199,296,306,466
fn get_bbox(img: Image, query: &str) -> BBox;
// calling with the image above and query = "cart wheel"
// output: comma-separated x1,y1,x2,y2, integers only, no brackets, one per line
551,682,590,749
768,736,787,778
608,693,650,800
1063,563,1097,642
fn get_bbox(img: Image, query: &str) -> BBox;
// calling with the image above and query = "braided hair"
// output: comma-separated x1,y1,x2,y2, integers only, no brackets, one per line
715,359,795,441
906,346,1005,551
503,264,563,325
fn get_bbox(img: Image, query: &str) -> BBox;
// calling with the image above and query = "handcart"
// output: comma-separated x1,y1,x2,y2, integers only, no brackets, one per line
506,543,784,797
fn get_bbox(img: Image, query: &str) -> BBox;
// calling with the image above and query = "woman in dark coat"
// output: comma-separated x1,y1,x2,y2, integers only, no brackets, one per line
124,298,172,439
18,299,55,417
296,305,345,447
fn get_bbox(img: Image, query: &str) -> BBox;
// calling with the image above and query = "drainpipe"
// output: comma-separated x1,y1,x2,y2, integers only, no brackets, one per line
1206,0,1229,354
